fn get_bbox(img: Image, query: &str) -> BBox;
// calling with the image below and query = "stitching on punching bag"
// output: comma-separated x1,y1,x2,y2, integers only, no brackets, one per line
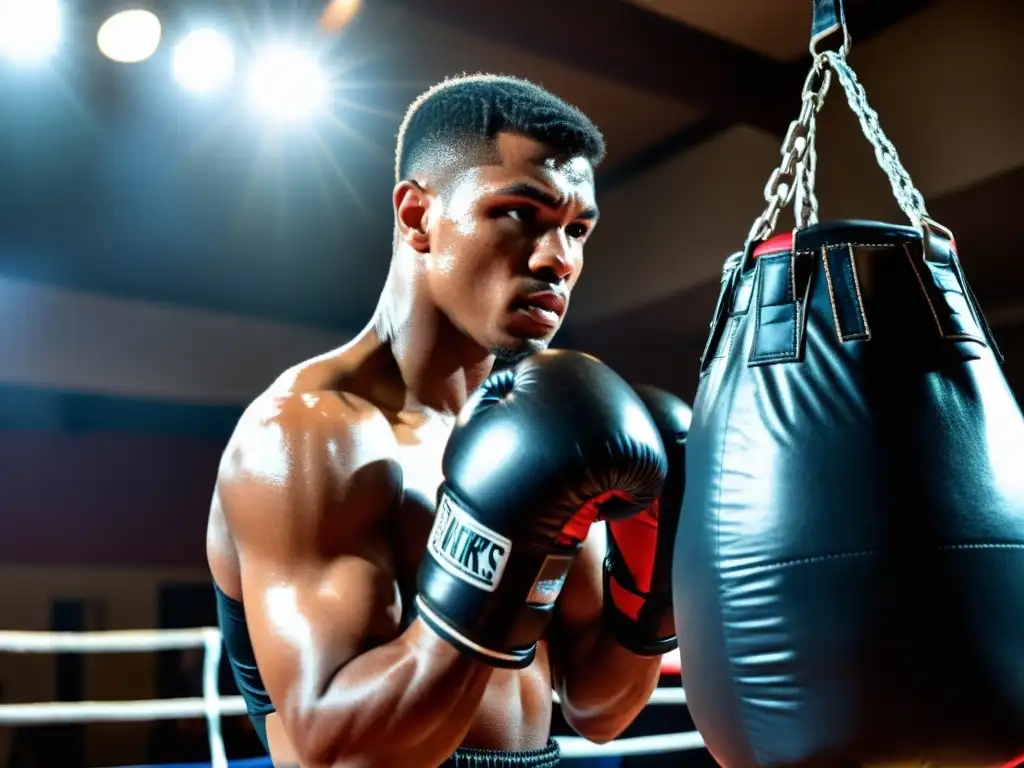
822,244,871,342
846,246,871,339
903,242,986,346
958,263,1004,362
905,241,945,338
714,321,739,363
749,253,800,365
700,253,745,375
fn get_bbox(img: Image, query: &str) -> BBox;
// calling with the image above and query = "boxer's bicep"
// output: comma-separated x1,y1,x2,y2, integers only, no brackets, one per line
221,393,403,741
241,545,399,719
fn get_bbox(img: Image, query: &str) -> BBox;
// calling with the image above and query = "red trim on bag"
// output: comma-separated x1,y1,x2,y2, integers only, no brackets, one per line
752,231,961,258
753,232,793,258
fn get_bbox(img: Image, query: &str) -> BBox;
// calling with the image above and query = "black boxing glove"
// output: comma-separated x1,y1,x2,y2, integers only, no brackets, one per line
415,350,668,669
603,385,690,656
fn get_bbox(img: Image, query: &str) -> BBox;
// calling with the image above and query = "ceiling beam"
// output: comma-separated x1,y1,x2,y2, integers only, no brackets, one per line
381,0,796,135
601,0,942,187
779,0,942,84
840,0,941,49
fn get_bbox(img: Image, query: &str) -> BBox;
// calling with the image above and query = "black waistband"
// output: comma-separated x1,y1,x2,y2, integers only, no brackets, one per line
442,739,560,767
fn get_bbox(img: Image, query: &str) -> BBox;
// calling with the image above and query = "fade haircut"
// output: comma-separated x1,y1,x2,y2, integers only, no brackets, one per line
394,73,606,186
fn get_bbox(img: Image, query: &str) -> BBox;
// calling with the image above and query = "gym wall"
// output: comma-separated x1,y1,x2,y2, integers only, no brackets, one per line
0,274,351,567
0,279,350,764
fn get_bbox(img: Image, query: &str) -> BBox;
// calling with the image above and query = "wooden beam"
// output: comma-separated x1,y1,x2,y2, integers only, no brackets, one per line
603,0,942,186
382,0,796,135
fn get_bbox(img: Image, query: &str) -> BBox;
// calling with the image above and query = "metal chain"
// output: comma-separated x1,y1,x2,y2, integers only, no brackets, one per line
746,48,932,244
821,50,929,224
747,61,831,243
794,114,819,228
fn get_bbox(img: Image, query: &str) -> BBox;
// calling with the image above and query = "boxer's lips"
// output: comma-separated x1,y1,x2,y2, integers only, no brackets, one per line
516,291,566,316
512,291,566,330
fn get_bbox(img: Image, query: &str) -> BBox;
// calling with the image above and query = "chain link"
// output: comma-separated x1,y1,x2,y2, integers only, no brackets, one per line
821,50,928,224
794,113,819,228
746,49,931,246
747,61,831,243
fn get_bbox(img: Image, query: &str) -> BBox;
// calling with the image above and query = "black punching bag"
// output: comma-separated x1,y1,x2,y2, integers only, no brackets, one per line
672,23,1024,768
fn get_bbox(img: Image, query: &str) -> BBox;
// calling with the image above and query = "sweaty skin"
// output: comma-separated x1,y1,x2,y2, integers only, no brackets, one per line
207,133,664,767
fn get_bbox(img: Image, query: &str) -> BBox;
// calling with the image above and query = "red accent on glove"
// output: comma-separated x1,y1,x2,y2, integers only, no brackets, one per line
606,500,660,620
556,489,633,547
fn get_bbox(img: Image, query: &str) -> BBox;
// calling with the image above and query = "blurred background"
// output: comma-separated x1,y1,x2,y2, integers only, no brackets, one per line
0,0,1020,766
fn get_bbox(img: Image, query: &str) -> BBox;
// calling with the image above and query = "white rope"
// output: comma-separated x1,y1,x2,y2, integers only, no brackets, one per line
648,687,687,705
0,697,248,724
558,731,705,758
0,627,697,760
202,628,228,768
0,629,210,652
0,630,682,676
0,689,687,725
554,687,687,706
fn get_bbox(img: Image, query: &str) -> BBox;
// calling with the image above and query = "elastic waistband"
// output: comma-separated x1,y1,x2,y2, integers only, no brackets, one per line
443,738,560,767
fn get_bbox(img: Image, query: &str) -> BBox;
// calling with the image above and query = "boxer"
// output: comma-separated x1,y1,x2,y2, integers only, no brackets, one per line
206,75,682,767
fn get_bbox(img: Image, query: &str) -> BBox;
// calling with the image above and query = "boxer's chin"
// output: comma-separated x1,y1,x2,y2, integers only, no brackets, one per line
491,337,548,365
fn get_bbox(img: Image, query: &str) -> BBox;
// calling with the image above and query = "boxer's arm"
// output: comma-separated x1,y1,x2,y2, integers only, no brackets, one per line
549,525,663,743
221,393,492,767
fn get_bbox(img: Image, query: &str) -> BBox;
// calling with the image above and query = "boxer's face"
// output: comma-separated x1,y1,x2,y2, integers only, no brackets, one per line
425,132,598,362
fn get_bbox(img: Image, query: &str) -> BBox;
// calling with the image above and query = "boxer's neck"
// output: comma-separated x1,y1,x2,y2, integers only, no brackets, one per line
373,259,494,417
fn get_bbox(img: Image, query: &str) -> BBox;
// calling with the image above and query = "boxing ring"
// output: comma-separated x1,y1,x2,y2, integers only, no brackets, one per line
0,628,703,766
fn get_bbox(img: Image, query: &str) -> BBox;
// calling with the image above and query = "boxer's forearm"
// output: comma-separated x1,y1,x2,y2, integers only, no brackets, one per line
555,623,663,743
297,619,492,766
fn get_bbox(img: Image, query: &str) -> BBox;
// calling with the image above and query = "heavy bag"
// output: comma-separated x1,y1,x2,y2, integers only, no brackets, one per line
673,30,1024,768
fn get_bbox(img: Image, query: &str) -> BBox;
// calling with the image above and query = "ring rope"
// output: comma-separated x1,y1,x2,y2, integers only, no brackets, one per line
0,628,697,761
0,687,688,725
202,629,228,768
0,628,212,652
0,630,681,672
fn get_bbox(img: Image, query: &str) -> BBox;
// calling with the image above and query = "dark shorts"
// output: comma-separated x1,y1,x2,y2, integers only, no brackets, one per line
443,739,561,767
254,710,559,768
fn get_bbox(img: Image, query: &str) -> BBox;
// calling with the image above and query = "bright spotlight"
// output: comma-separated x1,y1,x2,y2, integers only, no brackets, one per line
247,46,330,124
97,9,162,64
321,0,362,33
0,0,61,63
173,29,234,94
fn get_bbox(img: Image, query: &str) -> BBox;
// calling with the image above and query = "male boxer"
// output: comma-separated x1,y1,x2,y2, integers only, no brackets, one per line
206,75,684,767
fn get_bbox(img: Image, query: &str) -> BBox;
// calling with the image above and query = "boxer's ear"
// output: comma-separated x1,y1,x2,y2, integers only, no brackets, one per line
393,179,431,253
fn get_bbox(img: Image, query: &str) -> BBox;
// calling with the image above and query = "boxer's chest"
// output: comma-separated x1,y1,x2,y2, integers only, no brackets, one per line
389,413,454,616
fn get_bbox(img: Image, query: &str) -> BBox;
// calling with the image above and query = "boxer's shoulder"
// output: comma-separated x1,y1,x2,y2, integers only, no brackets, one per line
217,377,403,549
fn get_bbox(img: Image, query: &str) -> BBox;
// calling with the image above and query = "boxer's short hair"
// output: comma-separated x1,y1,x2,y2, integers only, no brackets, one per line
395,74,605,184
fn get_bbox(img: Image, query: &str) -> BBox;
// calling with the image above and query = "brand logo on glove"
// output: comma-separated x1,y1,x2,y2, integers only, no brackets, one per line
429,494,512,592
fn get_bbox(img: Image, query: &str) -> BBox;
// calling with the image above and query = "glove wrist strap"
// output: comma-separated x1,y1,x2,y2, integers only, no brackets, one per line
414,595,535,669
602,569,677,657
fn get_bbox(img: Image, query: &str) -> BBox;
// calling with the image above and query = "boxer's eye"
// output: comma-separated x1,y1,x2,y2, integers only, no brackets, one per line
504,206,537,225
566,222,589,239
